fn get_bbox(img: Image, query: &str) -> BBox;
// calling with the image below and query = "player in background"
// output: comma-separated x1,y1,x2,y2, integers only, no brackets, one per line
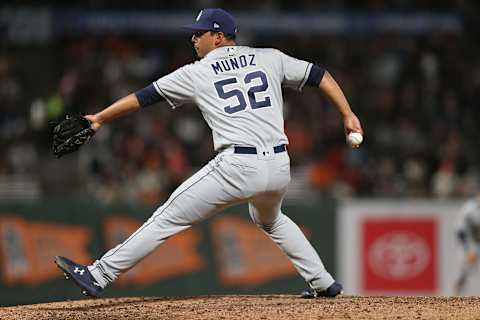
54,8,363,298
454,192,480,295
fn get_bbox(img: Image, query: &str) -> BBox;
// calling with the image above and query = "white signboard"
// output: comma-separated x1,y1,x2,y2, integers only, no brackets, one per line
337,199,480,296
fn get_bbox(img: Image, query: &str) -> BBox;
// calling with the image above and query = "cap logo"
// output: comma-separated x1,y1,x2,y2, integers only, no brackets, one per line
213,22,220,29
196,10,203,21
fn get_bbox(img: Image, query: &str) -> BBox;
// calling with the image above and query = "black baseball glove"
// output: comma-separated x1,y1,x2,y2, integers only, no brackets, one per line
52,114,96,158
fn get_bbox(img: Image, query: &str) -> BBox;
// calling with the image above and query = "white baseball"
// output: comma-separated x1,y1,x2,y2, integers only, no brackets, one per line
347,132,363,147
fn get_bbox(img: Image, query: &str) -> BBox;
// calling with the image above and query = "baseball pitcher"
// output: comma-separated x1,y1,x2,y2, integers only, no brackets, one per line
54,8,363,299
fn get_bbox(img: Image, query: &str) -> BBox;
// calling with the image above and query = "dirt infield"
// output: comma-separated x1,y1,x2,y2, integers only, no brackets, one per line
2,295,480,320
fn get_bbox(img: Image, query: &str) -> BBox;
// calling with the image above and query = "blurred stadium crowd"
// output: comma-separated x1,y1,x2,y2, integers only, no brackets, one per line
1,0,473,11
1,1,479,203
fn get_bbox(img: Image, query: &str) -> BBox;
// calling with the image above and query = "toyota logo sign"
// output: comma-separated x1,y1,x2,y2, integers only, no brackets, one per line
368,232,430,280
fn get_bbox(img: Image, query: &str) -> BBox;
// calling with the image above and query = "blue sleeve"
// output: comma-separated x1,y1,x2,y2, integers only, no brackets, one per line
305,65,326,88
135,84,165,108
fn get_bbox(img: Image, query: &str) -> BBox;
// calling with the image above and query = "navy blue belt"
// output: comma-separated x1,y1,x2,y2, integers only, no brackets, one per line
234,144,287,155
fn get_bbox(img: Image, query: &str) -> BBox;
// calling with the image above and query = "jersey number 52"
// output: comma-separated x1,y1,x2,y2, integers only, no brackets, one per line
214,70,271,114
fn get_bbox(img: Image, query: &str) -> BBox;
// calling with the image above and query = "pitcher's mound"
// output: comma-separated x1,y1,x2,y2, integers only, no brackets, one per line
2,295,480,320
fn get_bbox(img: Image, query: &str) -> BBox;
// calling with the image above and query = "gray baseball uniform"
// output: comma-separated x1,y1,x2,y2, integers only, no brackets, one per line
87,46,335,291
457,198,480,252
454,197,480,293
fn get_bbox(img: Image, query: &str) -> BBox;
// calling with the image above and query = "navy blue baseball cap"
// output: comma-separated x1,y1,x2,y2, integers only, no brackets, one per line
183,8,237,36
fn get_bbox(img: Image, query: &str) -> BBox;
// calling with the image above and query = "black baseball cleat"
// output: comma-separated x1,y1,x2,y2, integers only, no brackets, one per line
300,281,343,298
54,256,103,297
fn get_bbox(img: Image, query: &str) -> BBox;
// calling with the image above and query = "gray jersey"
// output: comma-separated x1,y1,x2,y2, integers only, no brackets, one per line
153,46,312,151
457,198,480,249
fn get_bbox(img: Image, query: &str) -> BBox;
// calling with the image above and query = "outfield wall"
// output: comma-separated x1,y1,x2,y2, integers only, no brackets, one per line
1,198,475,306
0,200,336,306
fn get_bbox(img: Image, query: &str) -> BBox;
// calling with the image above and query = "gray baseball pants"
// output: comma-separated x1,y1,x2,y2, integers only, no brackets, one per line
88,147,334,290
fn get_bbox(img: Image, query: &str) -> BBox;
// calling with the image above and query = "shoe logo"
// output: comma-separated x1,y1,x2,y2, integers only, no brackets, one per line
74,267,85,275
93,282,101,287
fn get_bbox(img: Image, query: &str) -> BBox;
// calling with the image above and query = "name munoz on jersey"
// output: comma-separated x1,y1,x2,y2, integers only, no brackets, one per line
153,46,313,151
